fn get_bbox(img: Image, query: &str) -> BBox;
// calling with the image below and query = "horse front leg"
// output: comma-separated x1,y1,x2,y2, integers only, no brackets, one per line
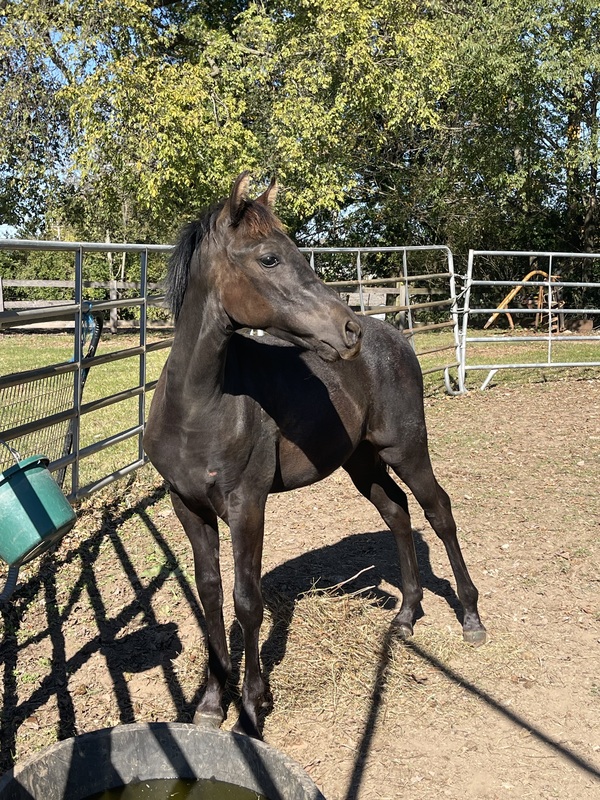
229,499,267,738
170,492,231,727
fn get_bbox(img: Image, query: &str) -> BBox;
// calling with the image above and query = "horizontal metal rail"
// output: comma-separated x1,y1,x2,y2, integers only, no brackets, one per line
468,279,600,289
0,239,171,253
468,307,600,315
1,408,77,444
0,303,82,327
76,424,144,461
0,296,166,329
403,321,456,336
415,344,456,357
421,362,456,375
465,361,599,371
0,360,77,390
2,279,162,290
75,459,147,501
79,339,172,370
467,335,599,343
468,249,600,259
359,298,453,317
1,376,161,445
327,272,450,288
300,244,452,254
48,424,143,475
0,338,171,391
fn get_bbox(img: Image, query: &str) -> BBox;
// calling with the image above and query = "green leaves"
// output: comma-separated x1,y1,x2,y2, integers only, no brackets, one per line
1,0,599,265
1,0,454,239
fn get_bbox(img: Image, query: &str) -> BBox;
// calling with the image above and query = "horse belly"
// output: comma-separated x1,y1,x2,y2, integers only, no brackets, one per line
275,433,356,491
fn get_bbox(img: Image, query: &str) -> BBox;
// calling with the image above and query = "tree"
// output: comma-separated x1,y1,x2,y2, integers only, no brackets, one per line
338,0,600,263
1,0,599,283
0,0,70,225
1,0,453,243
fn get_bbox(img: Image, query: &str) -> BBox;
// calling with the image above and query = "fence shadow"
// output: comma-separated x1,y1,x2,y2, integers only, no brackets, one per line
0,514,457,774
342,630,600,799
0,482,207,775
3,498,599,796
258,529,600,797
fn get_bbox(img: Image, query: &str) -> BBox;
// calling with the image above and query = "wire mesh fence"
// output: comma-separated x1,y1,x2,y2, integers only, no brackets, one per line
0,375,73,478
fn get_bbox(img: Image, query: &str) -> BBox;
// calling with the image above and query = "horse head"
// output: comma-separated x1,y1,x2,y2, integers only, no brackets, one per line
203,172,362,362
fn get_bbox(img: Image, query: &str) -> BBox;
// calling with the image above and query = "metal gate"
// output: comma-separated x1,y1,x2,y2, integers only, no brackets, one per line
1,239,462,506
0,239,171,501
461,249,600,390
302,245,462,393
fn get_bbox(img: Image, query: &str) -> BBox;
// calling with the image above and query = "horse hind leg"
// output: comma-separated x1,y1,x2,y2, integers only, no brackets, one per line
343,444,423,639
385,449,487,645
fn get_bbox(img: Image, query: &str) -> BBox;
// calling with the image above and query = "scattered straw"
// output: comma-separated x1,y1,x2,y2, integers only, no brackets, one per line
262,585,528,725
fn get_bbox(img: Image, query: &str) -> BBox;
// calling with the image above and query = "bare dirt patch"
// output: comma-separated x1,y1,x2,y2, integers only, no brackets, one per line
1,377,599,799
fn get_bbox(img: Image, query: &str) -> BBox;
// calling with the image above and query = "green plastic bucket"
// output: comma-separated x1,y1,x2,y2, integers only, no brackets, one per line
0,445,76,567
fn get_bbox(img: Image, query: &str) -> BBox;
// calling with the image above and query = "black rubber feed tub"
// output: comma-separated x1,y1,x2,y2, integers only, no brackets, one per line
0,723,326,800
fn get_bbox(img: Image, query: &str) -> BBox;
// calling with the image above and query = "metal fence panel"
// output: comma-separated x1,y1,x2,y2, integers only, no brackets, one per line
0,240,171,500
461,250,600,390
302,245,462,393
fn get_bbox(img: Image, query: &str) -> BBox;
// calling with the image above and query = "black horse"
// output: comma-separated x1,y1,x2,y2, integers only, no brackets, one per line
144,173,486,737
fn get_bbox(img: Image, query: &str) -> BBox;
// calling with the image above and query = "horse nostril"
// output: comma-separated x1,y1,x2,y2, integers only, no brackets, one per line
344,319,362,348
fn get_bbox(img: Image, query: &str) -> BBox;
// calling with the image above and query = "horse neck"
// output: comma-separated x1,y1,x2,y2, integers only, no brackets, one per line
166,276,232,405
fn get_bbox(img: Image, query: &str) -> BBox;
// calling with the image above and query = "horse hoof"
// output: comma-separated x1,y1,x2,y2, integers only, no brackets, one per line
392,620,414,640
193,711,224,729
232,715,262,740
463,628,487,647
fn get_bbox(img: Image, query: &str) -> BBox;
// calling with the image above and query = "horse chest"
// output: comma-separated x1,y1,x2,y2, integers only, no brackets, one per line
159,409,276,508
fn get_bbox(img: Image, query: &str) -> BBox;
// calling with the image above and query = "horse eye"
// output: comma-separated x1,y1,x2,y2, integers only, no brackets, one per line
259,254,279,268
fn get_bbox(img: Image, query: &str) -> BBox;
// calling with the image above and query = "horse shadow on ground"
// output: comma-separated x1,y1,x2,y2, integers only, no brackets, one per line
223,526,463,726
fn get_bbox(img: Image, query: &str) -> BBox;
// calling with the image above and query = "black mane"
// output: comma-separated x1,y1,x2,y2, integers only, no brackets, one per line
165,196,284,321
165,201,225,320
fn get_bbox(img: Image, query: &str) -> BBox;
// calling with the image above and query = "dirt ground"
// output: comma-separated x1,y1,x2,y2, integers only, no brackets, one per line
1,376,599,799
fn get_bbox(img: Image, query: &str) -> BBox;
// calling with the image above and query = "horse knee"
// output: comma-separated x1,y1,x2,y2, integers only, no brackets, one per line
195,572,224,613
233,583,263,631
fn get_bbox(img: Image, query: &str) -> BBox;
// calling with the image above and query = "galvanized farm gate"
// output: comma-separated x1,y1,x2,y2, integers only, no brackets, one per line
461,250,600,390
0,239,460,507
3,240,599,494
303,245,462,393
0,239,172,501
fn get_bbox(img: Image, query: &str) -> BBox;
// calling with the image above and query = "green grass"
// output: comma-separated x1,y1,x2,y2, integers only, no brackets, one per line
0,330,171,491
2,326,598,490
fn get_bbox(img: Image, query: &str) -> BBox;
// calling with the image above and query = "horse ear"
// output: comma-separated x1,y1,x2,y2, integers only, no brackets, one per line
228,171,251,226
256,176,278,208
